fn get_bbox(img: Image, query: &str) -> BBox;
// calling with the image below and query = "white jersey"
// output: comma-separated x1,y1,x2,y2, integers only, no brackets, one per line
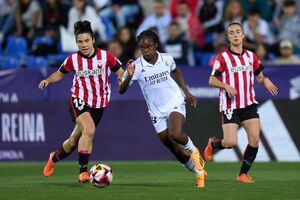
127,52,185,117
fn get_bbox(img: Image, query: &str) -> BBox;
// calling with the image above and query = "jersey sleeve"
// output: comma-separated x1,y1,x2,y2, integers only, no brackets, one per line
107,51,121,72
169,56,176,71
253,53,264,76
211,54,224,77
59,55,74,73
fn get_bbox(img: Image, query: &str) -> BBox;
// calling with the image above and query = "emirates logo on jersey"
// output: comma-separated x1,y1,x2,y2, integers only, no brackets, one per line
144,70,170,86
76,68,104,77
144,71,169,82
231,65,253,73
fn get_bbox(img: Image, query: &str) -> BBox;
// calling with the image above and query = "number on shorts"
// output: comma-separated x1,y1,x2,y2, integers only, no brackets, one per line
151,117,157,124
73,98,85,110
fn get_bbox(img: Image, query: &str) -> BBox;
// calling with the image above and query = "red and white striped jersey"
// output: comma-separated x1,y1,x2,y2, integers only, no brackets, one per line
211,49,262,112
60,48,120,108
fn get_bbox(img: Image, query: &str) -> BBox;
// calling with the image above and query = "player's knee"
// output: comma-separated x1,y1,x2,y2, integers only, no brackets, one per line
223,140,237,148
249,137,259,147
83,125,95,138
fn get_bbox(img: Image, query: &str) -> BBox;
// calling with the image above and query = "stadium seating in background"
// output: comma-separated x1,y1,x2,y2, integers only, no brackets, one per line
47,53,69,68
101,17,115,41
1,57,21,69
26,56,48,69
32,36,54,47
0,45,3,66
5,36,28,58
268,53,277,61
194,52,216,67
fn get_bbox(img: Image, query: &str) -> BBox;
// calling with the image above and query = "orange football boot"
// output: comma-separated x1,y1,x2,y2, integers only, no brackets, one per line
43,152,56,177
236,173,255,183
196,171,207,188
78,171,90,183
191,148,205,171
204,138,215,161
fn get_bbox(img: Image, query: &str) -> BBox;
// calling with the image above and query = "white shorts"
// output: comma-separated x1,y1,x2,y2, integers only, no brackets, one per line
151,103,186,133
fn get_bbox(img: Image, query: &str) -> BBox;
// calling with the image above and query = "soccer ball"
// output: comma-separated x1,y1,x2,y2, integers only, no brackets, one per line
89,163,113,188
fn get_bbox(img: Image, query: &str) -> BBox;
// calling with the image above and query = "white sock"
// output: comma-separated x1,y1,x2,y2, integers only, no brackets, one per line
182,137,197,153
183,158,204,175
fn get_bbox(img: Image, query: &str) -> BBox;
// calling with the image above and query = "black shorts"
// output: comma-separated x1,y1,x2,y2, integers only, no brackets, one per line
221,104,259,125
69,96,104,127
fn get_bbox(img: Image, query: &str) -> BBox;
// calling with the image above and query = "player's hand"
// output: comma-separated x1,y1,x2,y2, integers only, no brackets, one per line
263,78,278,96
126,59,135,77
186,93,197,108
38,80,49,90
225,84,237,98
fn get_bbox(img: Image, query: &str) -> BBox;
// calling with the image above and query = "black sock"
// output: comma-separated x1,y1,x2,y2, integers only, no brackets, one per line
212,138,225,150
78,150,90,173
52,146,73,163
239,144,258,175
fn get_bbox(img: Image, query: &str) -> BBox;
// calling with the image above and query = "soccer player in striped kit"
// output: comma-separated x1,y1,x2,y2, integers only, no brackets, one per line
204,22,278,183
119,30,206,188
38,21,125,182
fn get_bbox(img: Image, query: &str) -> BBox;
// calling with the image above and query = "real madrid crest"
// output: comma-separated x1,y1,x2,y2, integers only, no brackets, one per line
164,60,169,66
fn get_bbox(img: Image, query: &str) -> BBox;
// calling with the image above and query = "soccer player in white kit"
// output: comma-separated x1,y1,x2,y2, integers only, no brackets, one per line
119,30,206,188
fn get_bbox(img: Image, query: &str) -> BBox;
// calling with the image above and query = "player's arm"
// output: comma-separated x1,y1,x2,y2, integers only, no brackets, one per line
107,51,126,85
255,71,278,96
209,73,237,99
112,65,125,85
172,67,197,107
209,56,236,98
119,59,135,94
253,55,278,96
38,70,65,90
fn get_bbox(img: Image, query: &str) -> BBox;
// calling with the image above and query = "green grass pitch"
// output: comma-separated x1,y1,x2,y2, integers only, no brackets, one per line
0,161,299,200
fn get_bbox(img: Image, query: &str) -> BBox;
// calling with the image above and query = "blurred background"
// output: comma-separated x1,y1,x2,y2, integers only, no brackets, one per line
0,0,299,162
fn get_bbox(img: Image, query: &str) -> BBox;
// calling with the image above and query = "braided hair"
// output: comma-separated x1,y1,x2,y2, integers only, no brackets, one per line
137,29,160,45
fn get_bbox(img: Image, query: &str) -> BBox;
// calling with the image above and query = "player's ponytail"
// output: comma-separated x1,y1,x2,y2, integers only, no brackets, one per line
74,20,94,38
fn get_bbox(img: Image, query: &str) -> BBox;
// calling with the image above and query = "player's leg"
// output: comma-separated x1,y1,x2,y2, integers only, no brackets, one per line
168,111,204,171
43,125,82,177
221,123,239,147
167,109,206,188
236,104,260,183
237,118,260,183
157,129,190,164
55,125,82,161
204,109,239,161
157,130,206,188
76,112,96,182
204,124,239,161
